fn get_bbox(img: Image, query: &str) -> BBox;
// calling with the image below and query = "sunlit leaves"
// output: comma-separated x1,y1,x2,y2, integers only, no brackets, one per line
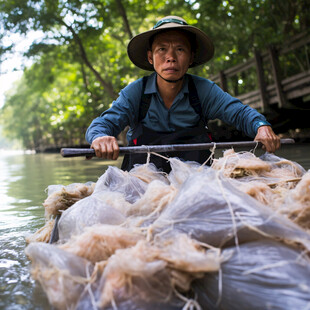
0,0,309,149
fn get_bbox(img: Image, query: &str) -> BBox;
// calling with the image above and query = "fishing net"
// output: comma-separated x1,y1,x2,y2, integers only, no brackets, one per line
43,182,96,218
25,149,310,309
25,219,55,244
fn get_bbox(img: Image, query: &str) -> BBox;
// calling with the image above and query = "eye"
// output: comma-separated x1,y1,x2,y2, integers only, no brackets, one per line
177,46,187,52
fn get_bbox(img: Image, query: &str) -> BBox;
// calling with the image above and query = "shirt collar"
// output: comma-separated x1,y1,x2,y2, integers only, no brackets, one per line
144,72,190,95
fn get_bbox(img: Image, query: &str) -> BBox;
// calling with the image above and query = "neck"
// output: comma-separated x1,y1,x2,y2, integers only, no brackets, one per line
156,73,185,108
156,71,184,84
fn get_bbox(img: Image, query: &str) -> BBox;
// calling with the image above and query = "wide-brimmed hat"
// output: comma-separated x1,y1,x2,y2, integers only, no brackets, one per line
127,16,214,71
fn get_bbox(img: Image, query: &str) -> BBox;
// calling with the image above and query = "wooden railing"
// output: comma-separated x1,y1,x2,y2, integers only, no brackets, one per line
209,31,310,113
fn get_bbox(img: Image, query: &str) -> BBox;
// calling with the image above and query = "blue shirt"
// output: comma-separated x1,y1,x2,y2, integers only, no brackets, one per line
85,72,270,144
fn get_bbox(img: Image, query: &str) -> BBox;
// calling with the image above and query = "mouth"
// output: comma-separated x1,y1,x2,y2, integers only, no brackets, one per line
163,68,179,73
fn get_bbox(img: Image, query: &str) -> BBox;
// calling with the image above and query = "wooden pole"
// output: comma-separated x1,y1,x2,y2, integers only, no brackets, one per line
254,50,268,112
219,70,228,92
268,46,287,108
60,139,295,158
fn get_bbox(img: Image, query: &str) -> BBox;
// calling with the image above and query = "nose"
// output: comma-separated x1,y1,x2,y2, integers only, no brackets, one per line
166,48,176,62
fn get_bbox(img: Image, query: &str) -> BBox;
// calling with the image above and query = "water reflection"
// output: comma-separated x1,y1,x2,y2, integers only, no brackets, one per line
0,152,121,310
0,144,309,309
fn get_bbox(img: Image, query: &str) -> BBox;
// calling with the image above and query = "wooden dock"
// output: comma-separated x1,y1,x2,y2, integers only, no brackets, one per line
209,32,310,114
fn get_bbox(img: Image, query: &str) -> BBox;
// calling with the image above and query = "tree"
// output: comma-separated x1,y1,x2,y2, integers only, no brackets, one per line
0,0,309,149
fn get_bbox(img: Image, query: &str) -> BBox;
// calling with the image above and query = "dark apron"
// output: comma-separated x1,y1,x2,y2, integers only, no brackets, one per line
121,120,212,173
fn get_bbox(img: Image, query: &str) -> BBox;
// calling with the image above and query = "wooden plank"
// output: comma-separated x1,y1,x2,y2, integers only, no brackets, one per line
241,100,261,109
208,73,220,83
219,70,228,92
238,89,260,100
279,33,310,55
281,69,310,86
237,89,261,109
209,33,310,111
286,86,310,100
268,46,287,108
240,99,261,108
254,50,268,112
266,83,276,91
265,83,278,104
225,59,255,78
283,75,310,92
239,97,261,105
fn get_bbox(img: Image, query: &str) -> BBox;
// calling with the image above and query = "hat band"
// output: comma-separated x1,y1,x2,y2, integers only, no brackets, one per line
153,18,188,29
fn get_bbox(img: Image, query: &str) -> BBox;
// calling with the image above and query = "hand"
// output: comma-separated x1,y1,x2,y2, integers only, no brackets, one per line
90,136,120,160
254,126,281,153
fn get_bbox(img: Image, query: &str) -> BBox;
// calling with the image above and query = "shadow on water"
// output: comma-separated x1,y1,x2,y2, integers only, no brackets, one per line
0,143,309,309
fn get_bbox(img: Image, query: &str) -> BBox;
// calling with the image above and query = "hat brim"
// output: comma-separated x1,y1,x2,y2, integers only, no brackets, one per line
127,24,214,71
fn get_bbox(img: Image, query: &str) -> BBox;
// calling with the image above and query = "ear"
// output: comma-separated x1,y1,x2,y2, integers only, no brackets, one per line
147,50,153,64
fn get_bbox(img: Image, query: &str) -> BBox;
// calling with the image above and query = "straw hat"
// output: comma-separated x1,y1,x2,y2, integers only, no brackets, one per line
127,16,214,71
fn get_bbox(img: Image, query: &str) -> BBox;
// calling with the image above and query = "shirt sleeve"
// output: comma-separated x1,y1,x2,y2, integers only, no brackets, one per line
198,78,271,138
85,79,143,144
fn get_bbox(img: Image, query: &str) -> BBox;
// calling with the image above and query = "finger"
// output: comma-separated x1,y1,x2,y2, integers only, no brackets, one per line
100,143,108,159
276,138,281,150
90,141,100,158
105,142,114,160
269,137,280,153
112,140,120,160
93,145,101,158
92,142,104,159
268,141,276,153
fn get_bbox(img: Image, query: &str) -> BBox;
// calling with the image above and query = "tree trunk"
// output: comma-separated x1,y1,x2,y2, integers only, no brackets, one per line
115,0,133,39
58,18,118,99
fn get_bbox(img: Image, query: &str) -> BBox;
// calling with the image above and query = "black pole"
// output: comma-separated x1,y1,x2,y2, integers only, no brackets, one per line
60,138,295,158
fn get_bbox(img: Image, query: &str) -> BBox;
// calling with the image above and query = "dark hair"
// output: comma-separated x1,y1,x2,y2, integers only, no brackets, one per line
148,29,197,53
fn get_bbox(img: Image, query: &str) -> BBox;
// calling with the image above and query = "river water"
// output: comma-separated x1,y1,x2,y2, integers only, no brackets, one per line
0,144,309,310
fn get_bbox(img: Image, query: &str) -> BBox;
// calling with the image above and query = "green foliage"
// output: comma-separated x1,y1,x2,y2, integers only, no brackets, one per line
0,0,309,149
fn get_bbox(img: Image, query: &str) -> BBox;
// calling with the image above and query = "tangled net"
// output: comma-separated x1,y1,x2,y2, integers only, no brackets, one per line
25,148,310,310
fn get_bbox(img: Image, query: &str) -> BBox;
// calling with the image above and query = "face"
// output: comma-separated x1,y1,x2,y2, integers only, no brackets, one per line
147,30,194,82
